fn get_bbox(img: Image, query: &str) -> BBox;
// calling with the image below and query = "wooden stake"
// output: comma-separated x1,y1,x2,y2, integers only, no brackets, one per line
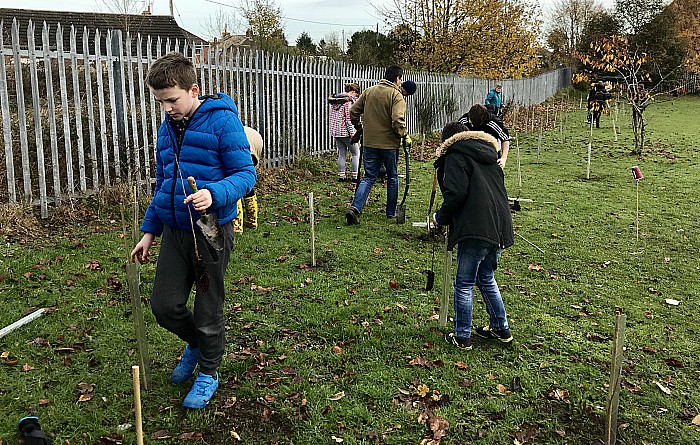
636,181,640,241
537,125,543,162
605,314,627,445
127,186,150,389
132,365,145,445
309,192,316,267
586,120,593,180
439,229,451,329
516,132,522,196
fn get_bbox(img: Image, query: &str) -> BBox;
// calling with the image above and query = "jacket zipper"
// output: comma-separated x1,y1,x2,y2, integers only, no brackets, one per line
169,121,186,225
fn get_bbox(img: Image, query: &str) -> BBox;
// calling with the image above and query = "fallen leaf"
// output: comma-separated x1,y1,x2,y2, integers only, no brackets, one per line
642,346,657,354
654,381,671,395
496,384,511,395
665,358,684,368
429,415,449,440
179,432,203,440
331,435,344,443
328,391,345,401
455,361,469,370
151,429,172,439
692,414,700,426
545,388,569,401
332,345,343,354
417,384,429,397
372,248,383,254
21,363,33,372
458,378,473,387
78,394,94,402
528,264,543,271
230,431,242,441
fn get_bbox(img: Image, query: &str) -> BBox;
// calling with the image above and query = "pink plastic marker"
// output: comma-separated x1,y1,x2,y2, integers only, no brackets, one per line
632,165,644,180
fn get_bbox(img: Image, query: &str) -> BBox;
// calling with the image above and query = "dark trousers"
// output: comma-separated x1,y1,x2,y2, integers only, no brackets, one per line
151,222,234,375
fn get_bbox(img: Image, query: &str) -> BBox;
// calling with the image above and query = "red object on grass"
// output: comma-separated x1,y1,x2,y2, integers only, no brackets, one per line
632,166,644,180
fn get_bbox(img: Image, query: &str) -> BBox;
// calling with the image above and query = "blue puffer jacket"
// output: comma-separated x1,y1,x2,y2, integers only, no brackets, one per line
140,93,257,236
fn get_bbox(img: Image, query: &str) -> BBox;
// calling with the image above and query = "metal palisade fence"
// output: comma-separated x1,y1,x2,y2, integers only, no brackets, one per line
0,18,571,217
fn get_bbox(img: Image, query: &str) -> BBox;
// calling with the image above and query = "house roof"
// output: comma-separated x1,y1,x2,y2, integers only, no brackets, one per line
0,8,206,54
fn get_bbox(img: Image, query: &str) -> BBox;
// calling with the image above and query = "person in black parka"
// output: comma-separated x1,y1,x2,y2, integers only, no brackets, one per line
431,118,515,350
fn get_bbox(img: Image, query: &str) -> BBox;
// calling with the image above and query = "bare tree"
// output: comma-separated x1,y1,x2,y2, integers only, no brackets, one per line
545,0,603,61
100,0,143,32
615,0,663,34
202,8,244,41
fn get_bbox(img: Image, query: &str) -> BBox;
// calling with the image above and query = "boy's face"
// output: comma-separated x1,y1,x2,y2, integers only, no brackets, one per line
150,83,201,121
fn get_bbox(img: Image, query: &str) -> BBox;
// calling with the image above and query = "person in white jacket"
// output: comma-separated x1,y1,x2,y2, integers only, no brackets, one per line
233,126,263,234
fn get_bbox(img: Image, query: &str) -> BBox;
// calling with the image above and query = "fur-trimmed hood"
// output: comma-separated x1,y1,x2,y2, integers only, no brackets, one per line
435,130,499,158
328,93,354,109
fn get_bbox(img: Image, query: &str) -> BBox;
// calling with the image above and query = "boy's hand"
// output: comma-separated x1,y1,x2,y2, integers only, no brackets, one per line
131,233,155,263
497,156,507,169
184,189,213,212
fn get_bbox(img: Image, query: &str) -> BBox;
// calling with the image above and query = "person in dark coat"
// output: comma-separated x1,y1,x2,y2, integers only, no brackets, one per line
590,82,611,128
431,118,515,350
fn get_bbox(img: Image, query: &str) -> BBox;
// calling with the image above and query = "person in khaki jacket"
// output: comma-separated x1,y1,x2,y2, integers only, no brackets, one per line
233,126,263,234
345,65,407,225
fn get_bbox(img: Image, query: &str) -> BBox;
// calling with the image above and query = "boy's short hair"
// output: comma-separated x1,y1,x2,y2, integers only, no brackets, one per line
145,52,197,90
383,65,403,82
345,82,360,94
468,104,489,129
441,121,469,142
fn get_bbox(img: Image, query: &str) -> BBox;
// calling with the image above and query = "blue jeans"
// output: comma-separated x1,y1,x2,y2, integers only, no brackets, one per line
453,239,509,339
351,147,399,216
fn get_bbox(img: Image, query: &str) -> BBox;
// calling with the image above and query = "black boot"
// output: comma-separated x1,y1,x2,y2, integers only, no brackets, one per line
18,416,52,445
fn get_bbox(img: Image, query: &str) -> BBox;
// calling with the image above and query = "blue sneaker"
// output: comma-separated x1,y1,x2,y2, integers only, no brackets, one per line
170,345,199,384
182,372,219,409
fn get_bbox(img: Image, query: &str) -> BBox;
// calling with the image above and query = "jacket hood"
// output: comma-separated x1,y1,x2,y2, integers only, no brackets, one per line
435,130,499,159
198,93,239,114
328,93,353,109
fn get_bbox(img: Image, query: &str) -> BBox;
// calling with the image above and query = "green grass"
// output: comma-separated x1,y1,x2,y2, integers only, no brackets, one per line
1,92,700,444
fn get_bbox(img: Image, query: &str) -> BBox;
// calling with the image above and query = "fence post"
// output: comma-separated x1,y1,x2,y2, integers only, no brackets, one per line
111,30,128,182
255,50,265,136
335,60,343,94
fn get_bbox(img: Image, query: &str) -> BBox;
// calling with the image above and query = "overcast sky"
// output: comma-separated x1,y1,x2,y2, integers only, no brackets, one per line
15,0,615,44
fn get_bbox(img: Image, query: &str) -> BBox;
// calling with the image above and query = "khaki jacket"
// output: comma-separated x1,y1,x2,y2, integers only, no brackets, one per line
349,79,407,149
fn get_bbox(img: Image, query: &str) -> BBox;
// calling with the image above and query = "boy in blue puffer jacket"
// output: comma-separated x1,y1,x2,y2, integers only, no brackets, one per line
130,52,256,409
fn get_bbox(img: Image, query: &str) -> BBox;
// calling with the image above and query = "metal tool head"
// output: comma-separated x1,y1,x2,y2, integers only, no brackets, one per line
396,204,406,224
196,214,224,251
